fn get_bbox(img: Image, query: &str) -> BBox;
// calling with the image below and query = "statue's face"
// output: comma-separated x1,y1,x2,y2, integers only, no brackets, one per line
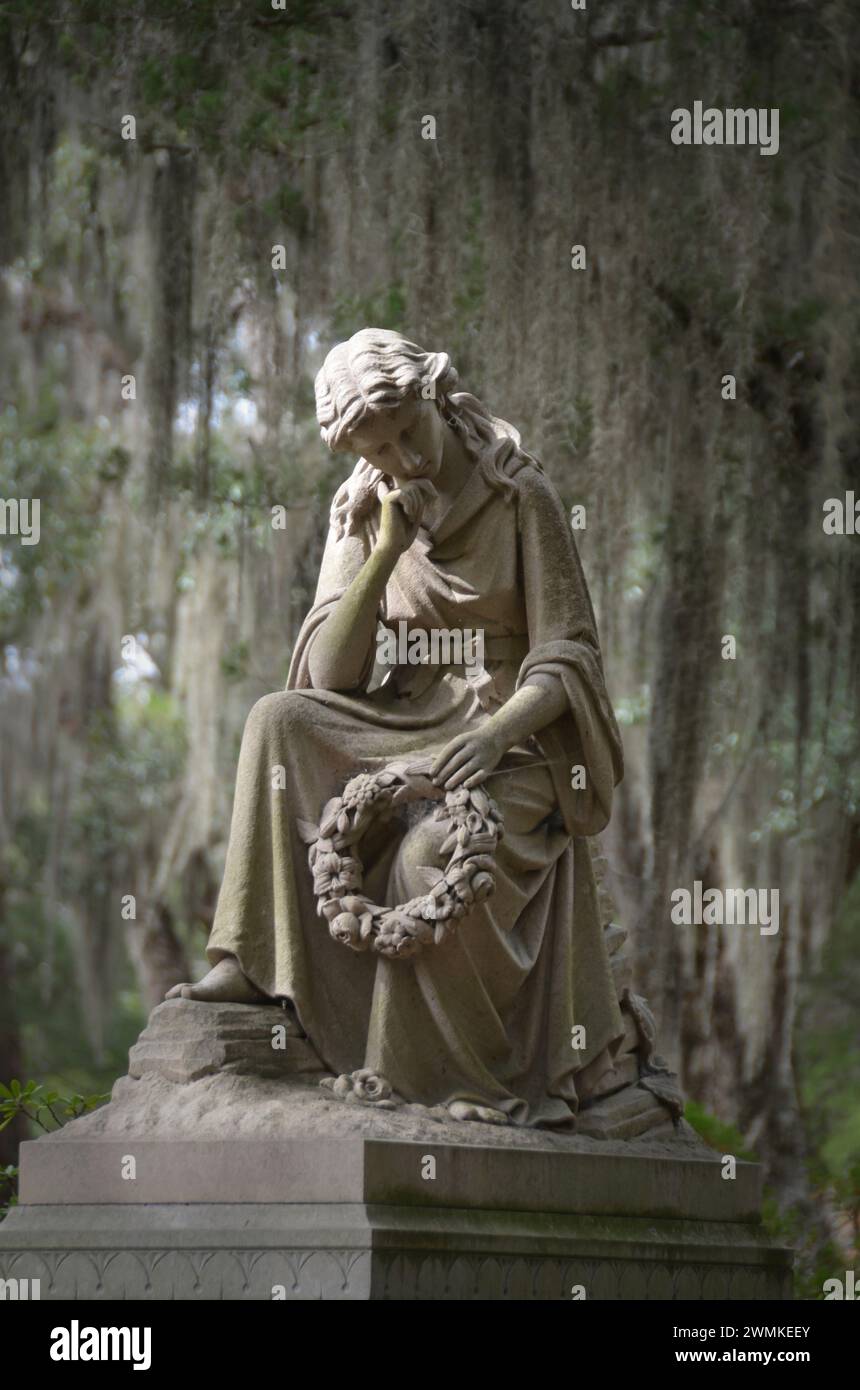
343,395,445,483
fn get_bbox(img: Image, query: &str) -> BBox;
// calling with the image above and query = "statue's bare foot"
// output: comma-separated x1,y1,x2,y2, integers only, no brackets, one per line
165,956,268,1004
448,1100,509,1126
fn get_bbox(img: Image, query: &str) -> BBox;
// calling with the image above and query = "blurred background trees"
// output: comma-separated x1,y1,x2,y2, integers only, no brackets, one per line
0,0,857,1285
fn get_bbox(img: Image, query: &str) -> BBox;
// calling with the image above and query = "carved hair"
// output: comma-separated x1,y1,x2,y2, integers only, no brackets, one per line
315,328,541,540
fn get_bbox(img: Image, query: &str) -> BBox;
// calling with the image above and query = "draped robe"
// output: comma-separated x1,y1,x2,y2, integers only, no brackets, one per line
206,456,627,1127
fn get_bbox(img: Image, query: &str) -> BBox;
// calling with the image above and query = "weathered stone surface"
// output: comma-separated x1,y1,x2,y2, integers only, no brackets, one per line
128,999,319,1083
610,950,634,994
639,1069,687,1120
577,1085,675,1141
57,997,681,1146
135,998,305,1044
616,1009,641,1054
16,1134,759,1219
0,997,792,1301
604,921,628,956
0,1201,793,1301
578,1053,641,1107
46,1063,702,1153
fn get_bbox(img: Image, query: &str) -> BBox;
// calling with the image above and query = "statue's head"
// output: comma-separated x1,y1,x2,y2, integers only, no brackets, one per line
314,328,460,486
317,327,539,539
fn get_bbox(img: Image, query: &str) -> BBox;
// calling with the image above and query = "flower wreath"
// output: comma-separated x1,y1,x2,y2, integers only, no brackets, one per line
299,763,504,959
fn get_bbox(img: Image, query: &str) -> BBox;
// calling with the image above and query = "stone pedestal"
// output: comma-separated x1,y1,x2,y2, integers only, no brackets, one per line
0,1000,794,1300
0,1136,792,1300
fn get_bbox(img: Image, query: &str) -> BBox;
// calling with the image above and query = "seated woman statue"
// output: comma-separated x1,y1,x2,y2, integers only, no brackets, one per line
167,327,627,1129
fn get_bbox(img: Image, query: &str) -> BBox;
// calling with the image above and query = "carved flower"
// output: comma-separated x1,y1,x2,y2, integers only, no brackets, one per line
342,773,381,809
321,1069,396,1107
381,934,422,959
315,851,340,874
329,912,365,950
308,837,334,870
471,872,495,902
328,857,362,892
447,788,471,808
351,1069,392,1102
438,898,458,920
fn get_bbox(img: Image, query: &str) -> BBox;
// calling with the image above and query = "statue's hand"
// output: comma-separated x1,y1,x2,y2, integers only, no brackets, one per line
376,478,435,558
431,726,506,791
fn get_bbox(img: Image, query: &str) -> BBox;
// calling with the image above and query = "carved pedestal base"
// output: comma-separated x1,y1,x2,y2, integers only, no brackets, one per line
0,1199,792,1301
0,998,792,1300
0,1135,792,1300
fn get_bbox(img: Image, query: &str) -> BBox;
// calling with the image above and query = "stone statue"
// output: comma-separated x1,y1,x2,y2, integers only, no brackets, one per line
0,329,782,1303
166,327,676,1132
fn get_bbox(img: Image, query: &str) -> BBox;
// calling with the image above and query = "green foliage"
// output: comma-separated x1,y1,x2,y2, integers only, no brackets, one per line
798,872,860,1204
452,197,486,347
69,696,187,879
760,296,829,346
263,182,310,239
0,1082,108,1222
47,0,348,170
0,403,119,639
755,716,860,838
2,818,147,1089
221,638,251,684
0,1166,18,1222
759,1192,847,1302
684,1100,757,1161
1,683,184,1095
330,285,407,340
614,684,651,728
0,1079,108,1135
684,1100,852,1298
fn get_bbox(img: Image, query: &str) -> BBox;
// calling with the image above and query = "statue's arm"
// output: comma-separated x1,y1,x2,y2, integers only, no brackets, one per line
307,542,397,691
430,675,567,789
432,465,611,793
486,675,569,744
306,484,426,692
